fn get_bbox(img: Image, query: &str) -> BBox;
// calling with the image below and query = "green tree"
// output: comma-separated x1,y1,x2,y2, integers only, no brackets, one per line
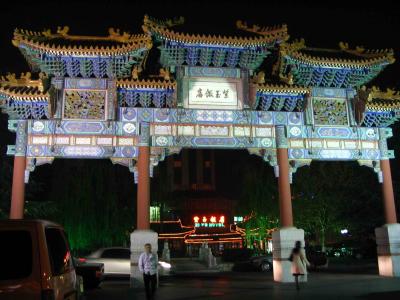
292,162,382,251
237,157,279,248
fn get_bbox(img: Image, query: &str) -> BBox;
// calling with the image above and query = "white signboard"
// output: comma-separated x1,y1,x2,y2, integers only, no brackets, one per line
187,80,239,109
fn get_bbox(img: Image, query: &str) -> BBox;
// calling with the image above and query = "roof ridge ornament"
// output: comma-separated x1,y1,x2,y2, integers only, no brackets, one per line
236,20,289,41
0,72,48,92
279,39,395,69
339,41,394,61
14,26,152,47
369,86,400,101
144,16,287,47
252,71,265,84
143,15,184,29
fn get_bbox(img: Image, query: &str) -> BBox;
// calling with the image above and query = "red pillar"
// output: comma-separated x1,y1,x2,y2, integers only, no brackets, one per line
9,156,26,219
277,148,293,227
137,146,150,230
380,159,397,224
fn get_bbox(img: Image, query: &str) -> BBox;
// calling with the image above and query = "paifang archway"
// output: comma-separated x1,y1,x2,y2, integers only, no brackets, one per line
1,16,399,283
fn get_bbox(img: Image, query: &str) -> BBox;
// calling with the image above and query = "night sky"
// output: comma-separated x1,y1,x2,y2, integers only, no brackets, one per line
1,0,400,201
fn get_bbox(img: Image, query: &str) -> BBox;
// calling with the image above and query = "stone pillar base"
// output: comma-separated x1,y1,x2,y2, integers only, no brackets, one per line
272,227,306,283
130,230,158,287
375,223,400,277
162,240,171,262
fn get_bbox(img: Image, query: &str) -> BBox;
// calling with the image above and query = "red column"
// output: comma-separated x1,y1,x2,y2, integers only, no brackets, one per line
9,156,26,219
137,146,150,230
380,159,397,224
277,148,293,227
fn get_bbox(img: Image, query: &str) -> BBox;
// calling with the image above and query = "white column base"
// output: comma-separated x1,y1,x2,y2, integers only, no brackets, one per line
272,227,306,283
375,223,400,277
130,229,158,287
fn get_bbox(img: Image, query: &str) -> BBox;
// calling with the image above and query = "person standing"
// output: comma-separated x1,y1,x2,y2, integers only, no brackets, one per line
139,243,158,300
289,240,310,290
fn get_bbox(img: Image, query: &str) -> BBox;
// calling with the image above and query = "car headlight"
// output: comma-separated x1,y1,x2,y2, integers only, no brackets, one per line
159,261,171,269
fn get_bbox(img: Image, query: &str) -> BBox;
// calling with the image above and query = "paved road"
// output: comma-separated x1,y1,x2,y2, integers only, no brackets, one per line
85,270,400,300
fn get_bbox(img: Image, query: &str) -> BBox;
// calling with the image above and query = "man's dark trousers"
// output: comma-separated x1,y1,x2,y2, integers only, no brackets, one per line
143,273,157,300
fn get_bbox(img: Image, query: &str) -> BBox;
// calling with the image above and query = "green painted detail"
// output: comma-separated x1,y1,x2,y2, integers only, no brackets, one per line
281,55,389,88
6,145,16,155
19,45,148,78
8,120,18,132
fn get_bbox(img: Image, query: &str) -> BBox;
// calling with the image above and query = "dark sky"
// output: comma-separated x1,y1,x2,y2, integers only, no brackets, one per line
1,0,400,191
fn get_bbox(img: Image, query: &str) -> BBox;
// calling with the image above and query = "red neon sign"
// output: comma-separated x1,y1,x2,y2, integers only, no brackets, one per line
193,215,226,227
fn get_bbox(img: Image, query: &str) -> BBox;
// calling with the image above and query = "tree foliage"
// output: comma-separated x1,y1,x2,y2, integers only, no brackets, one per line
292,161,383,249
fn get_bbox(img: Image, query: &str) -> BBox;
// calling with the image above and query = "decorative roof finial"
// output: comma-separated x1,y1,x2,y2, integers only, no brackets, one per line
159,68,171,81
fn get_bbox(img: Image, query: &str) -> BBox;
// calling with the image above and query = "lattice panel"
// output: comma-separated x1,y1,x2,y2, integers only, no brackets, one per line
63,90,106,120
313,98,348,125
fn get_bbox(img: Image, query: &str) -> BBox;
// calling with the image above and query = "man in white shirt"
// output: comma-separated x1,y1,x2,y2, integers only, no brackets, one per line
138,243,158,300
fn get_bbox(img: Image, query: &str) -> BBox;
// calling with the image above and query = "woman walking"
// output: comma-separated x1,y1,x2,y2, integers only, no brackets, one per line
290,240,310,290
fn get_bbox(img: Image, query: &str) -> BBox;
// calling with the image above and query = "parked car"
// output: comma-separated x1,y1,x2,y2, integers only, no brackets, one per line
74,257,104,289
223,248,273,272
0,219,83,300
305,246,328,269
82,247,171,277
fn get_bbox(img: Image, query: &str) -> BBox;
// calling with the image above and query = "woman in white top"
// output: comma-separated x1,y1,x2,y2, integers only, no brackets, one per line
290,240,310,290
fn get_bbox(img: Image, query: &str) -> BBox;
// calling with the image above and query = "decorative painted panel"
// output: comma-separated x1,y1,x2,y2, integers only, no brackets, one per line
195,110,234,123
313,98,348,126
63,90,106,120
64,78,107,90
312,87,347,98
199,125,230,136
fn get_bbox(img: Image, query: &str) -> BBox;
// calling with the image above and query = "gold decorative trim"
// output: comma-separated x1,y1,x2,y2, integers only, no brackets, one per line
366,86,400,111
256,83,310,95
339,42,394,59
143,15,286,46
236,20,289,41
117,78,176,89
280,40,395,68
0,73,49,101
13,27,153,56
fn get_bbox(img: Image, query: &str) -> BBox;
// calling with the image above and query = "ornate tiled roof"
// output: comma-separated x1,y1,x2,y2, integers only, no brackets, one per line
117,79,176,90
276,39,395,88
353,86,400,127
143,15,287,47
280,39,395,69
0,73,49,101
13,26,153,56
117,69,176,108
256,83,310,95
0,73,51,119
367,87,400,111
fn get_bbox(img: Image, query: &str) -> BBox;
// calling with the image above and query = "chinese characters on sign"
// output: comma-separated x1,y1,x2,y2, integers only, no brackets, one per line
193,215,226,228
196,88,230,99
188,80,238,109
